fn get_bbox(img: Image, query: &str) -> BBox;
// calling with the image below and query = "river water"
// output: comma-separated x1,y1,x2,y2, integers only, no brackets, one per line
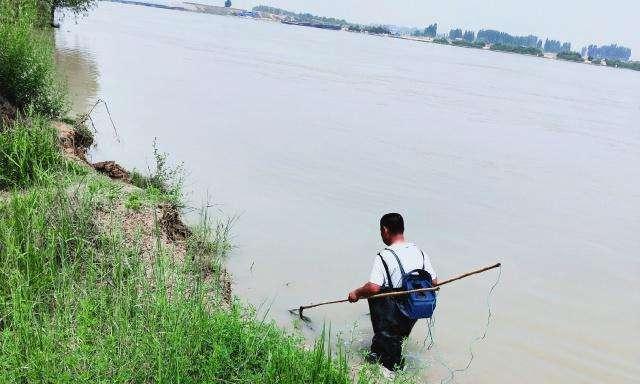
55,3,640,383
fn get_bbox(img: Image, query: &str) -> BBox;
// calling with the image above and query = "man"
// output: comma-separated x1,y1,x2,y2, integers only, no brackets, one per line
348,213,437,371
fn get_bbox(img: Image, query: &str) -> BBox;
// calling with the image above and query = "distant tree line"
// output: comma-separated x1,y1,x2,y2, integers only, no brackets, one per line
412,23,438,37
490,43,543,56
463,30,475,42
252,5,348,26
581,44,631,61
556,51,583,62
543,39,571,53
476,30,539,48
346,24,390,35
253,5,636,64
605,59,640,71
448,28,462,40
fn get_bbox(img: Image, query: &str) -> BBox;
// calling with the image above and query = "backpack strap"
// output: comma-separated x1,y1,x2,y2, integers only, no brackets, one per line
420,250,425,270
377,252,393,288
385,248,406,276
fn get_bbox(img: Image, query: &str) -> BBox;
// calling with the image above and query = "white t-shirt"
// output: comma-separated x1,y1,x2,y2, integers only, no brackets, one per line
369,242,437,288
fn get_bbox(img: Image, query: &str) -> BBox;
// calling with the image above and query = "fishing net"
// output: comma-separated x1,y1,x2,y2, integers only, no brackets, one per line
417,265,502,383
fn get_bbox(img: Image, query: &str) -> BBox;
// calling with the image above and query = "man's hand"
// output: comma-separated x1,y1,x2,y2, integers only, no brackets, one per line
348,282,381,303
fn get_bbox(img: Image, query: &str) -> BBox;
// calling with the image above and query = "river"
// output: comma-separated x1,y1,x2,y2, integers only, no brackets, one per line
55,2,640,383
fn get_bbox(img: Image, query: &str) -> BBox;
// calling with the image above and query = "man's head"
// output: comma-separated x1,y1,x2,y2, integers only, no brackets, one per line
380,213,404,246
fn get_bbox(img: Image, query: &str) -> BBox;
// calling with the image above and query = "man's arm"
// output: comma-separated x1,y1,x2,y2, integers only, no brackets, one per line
348,282,382,302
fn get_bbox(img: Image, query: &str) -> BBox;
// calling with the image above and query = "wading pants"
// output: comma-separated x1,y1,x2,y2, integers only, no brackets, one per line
367,294,417,371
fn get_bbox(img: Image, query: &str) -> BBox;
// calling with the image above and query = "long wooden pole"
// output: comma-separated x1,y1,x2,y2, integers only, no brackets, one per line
293,263,501,316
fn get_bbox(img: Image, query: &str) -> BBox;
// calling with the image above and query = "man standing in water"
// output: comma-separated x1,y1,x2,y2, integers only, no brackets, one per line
348,213,437,371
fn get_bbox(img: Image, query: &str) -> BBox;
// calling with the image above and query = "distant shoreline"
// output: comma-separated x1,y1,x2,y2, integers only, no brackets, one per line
99,0,639,72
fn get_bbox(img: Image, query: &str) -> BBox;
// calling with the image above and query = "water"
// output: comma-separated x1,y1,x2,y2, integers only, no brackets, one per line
55,3,640,382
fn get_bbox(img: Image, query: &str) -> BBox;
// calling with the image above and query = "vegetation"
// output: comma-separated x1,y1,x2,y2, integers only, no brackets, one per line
0,112,84,189
557,51,584,62
605,59,640,71
0,0,67,116
252,5,348,27
462,30,475,42
433,37,449,45
0,1,413,382
490,43,543,56
582,44,632,61
43,0,96,27
448,28,463,40
451,40,485,49
411,23,437,38
544,39,571,53
477,29,539,48
362,25,391,35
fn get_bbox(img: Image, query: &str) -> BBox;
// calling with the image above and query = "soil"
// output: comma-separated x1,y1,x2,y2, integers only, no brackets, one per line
55,121,91,164
0,93,17,127
55,121,232,307
92,160,131,181
159,203,192,241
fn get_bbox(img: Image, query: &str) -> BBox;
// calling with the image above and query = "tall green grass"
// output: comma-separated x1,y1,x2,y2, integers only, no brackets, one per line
0,0,67,117
0,182,374,383
0,113,70,189
0,0,395,380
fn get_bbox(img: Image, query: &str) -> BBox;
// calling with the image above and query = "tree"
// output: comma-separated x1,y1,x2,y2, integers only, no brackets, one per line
584,43,631,61
462,30,475,42
44,0,95,28
412,23,437,38
224,0,231,7
448,28,463,40
425,23,437,37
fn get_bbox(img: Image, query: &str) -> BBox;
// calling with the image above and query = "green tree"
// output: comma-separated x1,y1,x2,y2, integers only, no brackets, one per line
43,0,95,27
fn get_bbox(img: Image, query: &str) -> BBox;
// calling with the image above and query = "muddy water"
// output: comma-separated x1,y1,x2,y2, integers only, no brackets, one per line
55,3,640,383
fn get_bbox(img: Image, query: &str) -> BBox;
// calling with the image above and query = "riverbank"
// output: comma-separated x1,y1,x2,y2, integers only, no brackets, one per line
0,1,401,382
97,0,639,72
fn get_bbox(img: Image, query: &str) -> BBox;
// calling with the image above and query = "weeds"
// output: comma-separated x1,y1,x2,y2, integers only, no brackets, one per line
130,139,184,206
0,0,67,117
0,181,383,383
0,112,67,189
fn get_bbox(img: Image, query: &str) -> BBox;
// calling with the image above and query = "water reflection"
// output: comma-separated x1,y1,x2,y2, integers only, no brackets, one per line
55,41,99,115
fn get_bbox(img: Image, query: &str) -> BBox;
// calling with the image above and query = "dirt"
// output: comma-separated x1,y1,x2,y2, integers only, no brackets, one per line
0,93,17,126
54,121,91,164
52,120,233,308
92,160,131,181
159,203,192,241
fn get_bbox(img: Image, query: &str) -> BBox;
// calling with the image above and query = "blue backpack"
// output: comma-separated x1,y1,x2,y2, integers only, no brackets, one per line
379,248,437,320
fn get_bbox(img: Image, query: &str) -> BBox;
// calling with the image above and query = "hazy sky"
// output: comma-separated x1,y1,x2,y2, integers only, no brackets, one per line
227,0,639,59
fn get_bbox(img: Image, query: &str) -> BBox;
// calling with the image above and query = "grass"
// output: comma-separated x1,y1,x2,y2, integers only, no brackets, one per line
130,139,184,206
0,0,67,117
0,117,391,382
0,112,87,189
0,175,389,383
0,0,406,381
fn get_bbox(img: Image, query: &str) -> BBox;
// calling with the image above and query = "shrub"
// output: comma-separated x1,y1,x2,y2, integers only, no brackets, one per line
0,113,67,189
0,0,67,117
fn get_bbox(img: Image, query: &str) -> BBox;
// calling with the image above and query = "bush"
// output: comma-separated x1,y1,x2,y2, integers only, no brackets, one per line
0,0,67,117
0,184,371,383
557,51,583,62
130,140,184,205
0,113,67,189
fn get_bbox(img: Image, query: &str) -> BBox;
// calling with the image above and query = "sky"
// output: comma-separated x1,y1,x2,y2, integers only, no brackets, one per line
225,0,639,59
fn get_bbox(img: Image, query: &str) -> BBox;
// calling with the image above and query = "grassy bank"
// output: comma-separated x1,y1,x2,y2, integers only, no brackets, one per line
0,1,407,382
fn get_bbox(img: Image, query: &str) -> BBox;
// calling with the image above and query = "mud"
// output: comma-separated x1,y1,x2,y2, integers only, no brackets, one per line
92,160,130,181
55,121,91,163
159,203,192,241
